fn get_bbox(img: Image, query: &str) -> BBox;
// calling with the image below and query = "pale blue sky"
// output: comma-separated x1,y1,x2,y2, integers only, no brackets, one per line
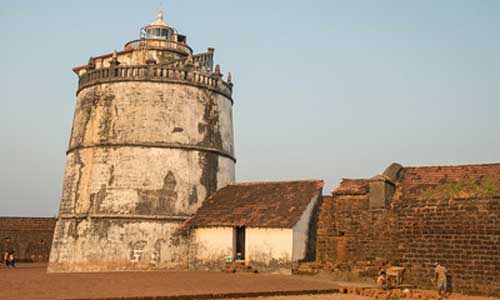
1,1,499,216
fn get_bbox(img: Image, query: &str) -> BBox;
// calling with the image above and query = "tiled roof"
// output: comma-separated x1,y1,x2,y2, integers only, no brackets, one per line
187,180,324,228
395,163,500,200
332,179,369,195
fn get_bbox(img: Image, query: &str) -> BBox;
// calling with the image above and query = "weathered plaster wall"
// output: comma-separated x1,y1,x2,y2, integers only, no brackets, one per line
292,194,320,261
57,148,234,218
49,218,188,272
51,48,235,272
246,228,293,273
0,217,56,262
69,82,234,158
191,227,233,269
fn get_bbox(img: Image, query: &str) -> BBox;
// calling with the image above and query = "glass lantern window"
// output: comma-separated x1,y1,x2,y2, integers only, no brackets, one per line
147,28,170,39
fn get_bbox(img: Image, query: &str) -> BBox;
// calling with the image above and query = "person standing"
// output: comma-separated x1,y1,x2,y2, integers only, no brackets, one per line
7,252,15,268
377,271,389,290
434,262,448,298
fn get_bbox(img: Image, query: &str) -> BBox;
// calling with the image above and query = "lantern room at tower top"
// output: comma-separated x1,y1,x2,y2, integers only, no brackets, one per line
124,10,191,56
141,10,187,43
72,10,201,74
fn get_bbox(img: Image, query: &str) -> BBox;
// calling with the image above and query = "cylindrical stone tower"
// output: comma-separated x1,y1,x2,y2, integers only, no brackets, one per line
49,12,235,272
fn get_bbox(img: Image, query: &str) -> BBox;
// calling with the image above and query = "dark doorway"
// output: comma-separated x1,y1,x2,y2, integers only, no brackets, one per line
235,226,245,260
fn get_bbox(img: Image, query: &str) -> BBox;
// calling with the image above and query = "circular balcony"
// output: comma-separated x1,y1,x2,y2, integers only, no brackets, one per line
124,39,192,56
77,64,233,102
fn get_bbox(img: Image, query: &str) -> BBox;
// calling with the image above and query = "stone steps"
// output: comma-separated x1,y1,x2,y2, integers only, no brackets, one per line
223,260,258,274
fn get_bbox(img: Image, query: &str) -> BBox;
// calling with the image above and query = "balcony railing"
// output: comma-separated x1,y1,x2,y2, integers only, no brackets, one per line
78,64,233,101
124,39,192,55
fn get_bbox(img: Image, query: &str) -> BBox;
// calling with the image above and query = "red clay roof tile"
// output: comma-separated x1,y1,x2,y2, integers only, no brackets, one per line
187,180,323,228
332,179,370,195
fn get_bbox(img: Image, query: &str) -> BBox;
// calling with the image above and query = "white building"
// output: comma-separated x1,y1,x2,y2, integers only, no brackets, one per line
186,180,324,274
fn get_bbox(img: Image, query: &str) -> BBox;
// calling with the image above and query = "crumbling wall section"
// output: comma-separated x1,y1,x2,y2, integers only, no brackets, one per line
335,194,397,262
316,196,336,262
316,194,397,264
396,197,500,296
0,217,55,262
315,195,500,296
49,218,189,272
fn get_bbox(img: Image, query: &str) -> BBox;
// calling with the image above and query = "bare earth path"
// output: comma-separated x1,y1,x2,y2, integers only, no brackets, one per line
226,295,371,300
1,264,498,300
226,293,500,300
0,264,338,300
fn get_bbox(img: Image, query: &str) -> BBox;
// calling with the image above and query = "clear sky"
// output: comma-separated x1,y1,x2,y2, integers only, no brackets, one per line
1,1,499,216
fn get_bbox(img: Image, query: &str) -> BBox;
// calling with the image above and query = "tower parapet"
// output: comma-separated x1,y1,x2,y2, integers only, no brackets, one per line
49,11,236,272
77,62,233,101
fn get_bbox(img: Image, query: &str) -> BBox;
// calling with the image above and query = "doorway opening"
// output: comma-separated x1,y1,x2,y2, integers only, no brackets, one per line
234,226,245,260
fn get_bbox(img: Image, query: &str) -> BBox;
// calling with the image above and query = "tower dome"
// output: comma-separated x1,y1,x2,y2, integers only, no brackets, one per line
123,10,189,56
143,11,174,40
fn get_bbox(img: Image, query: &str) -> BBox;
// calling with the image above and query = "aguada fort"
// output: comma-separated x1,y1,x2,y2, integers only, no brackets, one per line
1,7,499,300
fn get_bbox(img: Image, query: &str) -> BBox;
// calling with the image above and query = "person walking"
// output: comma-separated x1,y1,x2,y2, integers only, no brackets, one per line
434,262,448,299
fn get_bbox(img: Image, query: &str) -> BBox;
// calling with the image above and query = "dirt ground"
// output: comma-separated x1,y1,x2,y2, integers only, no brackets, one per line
1,264,498,300
227,292,500,300
0,263,338,300
226,295,370,300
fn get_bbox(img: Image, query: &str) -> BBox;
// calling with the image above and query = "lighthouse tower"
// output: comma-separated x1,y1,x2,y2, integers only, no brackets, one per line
49,11,235,272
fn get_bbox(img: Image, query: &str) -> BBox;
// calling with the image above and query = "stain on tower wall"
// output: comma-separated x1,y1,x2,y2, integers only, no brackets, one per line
50,218,191,272
50,78,235,272
63,83,234,215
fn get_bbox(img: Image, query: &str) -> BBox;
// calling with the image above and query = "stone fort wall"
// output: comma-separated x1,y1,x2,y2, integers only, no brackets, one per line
316,195,397,265
316,195,500,296
0,217,56,262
